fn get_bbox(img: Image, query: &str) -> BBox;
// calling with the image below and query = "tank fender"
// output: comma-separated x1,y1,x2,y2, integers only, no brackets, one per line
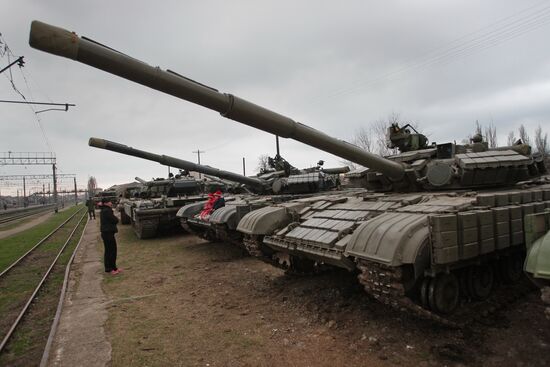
345,212,429,268
176,201,206,218
237,202,309,236
209,206,238,229
525,230,550,281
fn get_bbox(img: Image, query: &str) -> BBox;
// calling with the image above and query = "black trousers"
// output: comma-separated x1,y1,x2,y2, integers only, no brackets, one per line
101,232,117,272
88,209,96,219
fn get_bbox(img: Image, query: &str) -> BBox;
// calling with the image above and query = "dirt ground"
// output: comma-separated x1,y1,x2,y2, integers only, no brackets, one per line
99,222,550,367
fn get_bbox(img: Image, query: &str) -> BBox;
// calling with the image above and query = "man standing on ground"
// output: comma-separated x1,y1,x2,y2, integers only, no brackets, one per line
86,197,96,219
99,198,120,275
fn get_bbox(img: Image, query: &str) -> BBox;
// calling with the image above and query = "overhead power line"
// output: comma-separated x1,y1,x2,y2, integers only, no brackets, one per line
303,1,550,107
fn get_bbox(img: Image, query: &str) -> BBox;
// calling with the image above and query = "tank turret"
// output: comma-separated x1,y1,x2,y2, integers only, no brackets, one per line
89,137,268,191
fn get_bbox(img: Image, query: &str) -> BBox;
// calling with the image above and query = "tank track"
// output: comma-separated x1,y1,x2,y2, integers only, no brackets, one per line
120,211,131,225
243,235,323,275
243,235,264,258
213,225,243,248
180,219,193,233
356,259,532,329
134,219,158,239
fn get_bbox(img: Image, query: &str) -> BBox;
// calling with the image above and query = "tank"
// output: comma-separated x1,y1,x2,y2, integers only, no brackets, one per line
30,21,550,325
88,137,348,244
121,174,209,239
114,181,143,224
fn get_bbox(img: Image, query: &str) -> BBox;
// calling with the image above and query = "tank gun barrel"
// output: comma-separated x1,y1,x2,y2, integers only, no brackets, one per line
322,166,351,175
89,137,267,190
134,177,147,184
30,21,405,180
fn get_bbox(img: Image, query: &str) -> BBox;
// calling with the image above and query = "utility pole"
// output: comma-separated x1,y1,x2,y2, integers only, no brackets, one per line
73,177,77,205
23,176,27,207
242,157,246,176
52,163,58,213
192,149,205,178
42,184,45,204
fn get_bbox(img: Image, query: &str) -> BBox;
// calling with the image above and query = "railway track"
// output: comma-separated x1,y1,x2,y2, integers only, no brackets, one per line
0,204,56,226
0,207,88,365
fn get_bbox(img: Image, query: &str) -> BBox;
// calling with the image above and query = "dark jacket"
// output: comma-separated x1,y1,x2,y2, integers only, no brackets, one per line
100,206,119,233
86,199,95,210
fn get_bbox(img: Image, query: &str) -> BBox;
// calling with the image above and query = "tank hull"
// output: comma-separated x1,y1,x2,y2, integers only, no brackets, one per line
237,183,550,322
131,196,208,239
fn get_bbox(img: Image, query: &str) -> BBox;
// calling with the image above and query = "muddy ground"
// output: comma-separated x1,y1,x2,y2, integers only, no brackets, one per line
100,222,550,367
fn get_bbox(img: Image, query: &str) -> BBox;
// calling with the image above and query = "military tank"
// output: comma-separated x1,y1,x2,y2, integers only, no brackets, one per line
114,180,143,224
29,21,550,324
122,174,209,239
88,137,347,244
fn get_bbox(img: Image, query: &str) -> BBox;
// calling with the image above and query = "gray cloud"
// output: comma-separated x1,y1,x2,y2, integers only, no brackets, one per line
1,0,550,193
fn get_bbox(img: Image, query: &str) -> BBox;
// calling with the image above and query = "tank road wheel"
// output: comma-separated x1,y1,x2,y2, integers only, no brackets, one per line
467,264,494,300
499,254,524,283
428,273,460,314
420,277,431,309
458,269,471,298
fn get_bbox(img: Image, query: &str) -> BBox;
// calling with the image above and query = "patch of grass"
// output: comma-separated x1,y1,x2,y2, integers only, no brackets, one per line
0,205,83,273
0,216,87,366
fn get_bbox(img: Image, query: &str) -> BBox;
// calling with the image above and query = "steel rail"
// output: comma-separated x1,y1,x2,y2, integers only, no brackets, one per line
39,217,89,367
0,211,88,353
0,205,56,225
0,207,84,279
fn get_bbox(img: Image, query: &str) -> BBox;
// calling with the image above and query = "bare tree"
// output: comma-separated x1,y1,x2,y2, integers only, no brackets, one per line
352,126,373,153
483,121,498,148
343,126,374,170
373,119,393,156
256,154,270,173
519,124,531,146
87,176,97,198
507,130,516,146
475,120,482,136
535,125,549,158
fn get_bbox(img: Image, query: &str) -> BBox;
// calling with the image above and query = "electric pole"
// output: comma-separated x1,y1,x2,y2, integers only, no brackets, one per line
52,163,58,213
192,149,205,178
23,176,26,207
73,177,77,205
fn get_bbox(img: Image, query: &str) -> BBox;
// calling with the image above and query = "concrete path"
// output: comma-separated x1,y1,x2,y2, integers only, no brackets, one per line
47,218,111,367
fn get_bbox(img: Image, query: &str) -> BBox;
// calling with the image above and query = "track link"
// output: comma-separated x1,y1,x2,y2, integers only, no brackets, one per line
243,235,265,258
243,235,321,275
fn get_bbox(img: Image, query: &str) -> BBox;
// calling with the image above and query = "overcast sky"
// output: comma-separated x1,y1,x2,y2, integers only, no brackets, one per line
1,0,550,195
